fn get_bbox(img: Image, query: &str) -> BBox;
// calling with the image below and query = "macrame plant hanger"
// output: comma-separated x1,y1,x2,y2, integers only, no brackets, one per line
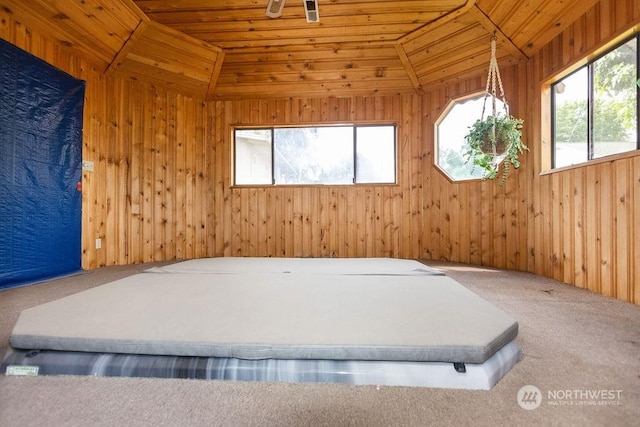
481,32,510,159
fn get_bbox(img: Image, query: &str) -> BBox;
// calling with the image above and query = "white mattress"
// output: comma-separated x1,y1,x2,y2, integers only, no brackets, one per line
10,258,518,364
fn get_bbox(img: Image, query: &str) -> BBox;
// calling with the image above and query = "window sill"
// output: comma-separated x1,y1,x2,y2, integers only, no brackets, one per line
541,149,639,176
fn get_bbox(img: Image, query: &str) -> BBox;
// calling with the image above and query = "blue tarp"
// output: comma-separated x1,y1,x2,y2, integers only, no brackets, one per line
0,38,86,289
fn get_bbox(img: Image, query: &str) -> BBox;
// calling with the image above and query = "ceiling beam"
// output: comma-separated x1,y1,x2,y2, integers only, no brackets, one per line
395,44,424,95
395,0,477,93
467,6,528,61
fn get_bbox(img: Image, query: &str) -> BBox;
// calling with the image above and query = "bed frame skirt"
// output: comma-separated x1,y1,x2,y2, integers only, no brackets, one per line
2,341,521,390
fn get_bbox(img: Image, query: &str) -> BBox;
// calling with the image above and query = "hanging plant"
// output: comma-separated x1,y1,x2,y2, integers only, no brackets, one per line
464,34,528,186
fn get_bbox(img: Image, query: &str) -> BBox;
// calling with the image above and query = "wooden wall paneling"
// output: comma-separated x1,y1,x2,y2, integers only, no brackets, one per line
283,187,294,257
367,187,377,258
117,79,131,265
364,187,375,257
266,186,277,257
244,185,255,256
539,173,554,279
479,181,492,266
182,94,197,260
562,170,574,284
572,169,586,289
350,187,363,257
127,82,142,265
246,187,255,257
494,188,507,268
326,187,337,256
254,188,268,254
331,188,342,257
143,85,157,262
200,94,214,259
320,188,339,257
372,187,383,257
503,175,518,270
399,96,414,258
318,188,328,256
379,186,390,257
81,73,97,269
292,185,303,257
584,165,601,295
440,176,452,260
298,187,309,257
430,90,447,265
526,50,542,273
186,94,202,259
213,101,229,257
238,188,249,256
392,187,403,259
250,188,260,255
598,0,613,40
512,62,530,272
292,187,309,257
339,187,350,257
410,94,425,260
0,6,11,39
153,88,167,262
420,90,434,261
634,156,640,304
76,66,91,268
266,188,277,257
267,187,277,256
466,180,479,265
341,185,352,258
614,159,630,302
314,187,324,257
598,164,614,297
134,85,147,262
94,77,109,268
165,93,179,260
105,78,121,266
172,94,184,260
426,174,439,261
455,183,469,264
550,172,563,281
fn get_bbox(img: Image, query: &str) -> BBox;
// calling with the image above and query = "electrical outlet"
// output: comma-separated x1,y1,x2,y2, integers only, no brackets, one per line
82,160,94,172
95,238,102,249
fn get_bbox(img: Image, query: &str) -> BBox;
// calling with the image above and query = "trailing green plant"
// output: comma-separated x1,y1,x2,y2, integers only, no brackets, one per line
464,113,528,186
464,32,529,186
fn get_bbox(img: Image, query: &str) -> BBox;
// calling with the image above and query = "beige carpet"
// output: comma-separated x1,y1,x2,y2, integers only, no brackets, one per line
1,260,638,426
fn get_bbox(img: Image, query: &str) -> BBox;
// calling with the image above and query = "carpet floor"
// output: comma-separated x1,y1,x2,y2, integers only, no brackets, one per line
1,260,638,426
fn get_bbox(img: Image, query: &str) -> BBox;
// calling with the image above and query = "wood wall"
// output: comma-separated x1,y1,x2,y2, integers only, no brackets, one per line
210,71,528,272
526,0,640,303
1,0,638,305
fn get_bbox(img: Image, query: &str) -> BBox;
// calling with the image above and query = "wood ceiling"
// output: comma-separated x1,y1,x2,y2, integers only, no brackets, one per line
1,0,601,100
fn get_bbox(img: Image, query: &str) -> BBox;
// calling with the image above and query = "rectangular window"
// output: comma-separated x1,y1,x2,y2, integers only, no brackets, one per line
234,125,396,185
552,34,639,168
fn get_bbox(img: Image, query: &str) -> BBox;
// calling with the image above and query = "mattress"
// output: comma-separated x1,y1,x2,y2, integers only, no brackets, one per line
4,257,521,389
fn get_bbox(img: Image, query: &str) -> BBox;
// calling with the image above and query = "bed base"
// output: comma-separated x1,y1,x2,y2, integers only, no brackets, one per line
2,341,521,390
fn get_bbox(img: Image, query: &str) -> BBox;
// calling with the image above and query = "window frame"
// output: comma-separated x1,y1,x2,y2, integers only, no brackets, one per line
550,33,640,169
232,123,398,187
433,92,509,183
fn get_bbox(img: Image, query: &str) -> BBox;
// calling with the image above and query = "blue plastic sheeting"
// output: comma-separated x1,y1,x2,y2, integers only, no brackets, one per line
0,38,86,290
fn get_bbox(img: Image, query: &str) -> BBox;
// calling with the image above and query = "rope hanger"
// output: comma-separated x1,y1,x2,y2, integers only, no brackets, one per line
481,32,510,121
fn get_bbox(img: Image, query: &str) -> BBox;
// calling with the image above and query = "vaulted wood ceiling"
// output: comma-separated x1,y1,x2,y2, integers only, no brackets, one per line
1,0,601,100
